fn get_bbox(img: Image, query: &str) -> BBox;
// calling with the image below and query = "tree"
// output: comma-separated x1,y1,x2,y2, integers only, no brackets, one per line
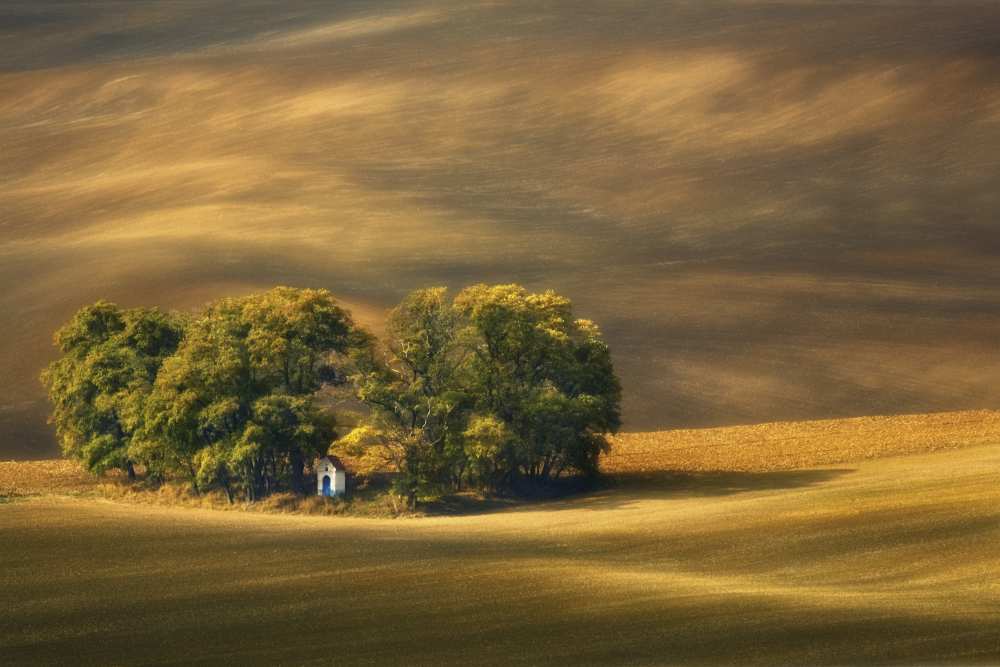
44,284,619,505
455,284,621,489
341,288,471,505
141,287,356,500
461,414,511,494
41,301,186,479
343,284,621,499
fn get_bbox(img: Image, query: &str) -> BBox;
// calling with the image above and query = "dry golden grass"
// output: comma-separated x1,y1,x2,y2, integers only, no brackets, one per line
7,408,998,509
0,458,110,499
93,481,409,518
605,409,1000,474
0,457,409,517
2,434,998,664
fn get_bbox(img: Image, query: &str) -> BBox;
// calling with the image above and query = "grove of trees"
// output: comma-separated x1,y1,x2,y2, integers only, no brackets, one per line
43,285,621,506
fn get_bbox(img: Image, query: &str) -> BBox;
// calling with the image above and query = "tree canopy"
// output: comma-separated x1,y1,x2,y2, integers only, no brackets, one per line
141,287,357,500
41,301,186,479
339,284,621,503
44,284,621,506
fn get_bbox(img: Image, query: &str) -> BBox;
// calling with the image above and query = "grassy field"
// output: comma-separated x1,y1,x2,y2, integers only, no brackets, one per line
2,412,999,665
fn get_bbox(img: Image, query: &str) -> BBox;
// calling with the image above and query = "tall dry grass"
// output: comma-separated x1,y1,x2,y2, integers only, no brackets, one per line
93,481,411,517
0,458,408,515
93,482,359,516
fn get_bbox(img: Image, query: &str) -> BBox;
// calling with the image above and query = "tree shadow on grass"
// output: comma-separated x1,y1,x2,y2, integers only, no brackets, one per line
423,468,855,516
607,468,855,496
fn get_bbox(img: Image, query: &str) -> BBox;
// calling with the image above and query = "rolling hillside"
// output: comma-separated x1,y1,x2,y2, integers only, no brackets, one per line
5,1,1000,457
607,409,1000,473
2,411,998,664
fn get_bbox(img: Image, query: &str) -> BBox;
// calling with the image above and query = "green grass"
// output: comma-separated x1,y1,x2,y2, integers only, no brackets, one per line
2,441,999,665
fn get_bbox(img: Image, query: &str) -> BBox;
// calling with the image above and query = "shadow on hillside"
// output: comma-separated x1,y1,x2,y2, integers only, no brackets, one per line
424,468,854,516
609,468,854,496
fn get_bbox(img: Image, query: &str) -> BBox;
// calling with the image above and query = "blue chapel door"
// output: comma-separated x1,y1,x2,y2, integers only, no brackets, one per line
322,475,331,496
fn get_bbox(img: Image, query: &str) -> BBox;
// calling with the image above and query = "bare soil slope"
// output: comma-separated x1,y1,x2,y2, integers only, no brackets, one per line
6,1,1000,457
607,409,1000,473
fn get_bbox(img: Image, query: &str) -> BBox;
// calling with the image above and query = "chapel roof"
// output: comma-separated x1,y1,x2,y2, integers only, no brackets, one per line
319,455,346,470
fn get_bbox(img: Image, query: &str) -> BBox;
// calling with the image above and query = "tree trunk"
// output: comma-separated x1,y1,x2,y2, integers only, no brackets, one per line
290,449,306,494
126,460,136,482
187,461,200,495
540,455,553,482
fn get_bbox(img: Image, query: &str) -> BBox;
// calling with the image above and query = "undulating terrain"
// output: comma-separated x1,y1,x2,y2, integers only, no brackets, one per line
2,411,999,664
4,1,1000,457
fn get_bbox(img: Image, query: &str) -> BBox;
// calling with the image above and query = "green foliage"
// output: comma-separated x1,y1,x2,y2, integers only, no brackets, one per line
341,284,621,500
141,287,353,500
41,302,186,478
345,287,471,503
456,284,621,487
44,284,620,505
462,415,510,493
